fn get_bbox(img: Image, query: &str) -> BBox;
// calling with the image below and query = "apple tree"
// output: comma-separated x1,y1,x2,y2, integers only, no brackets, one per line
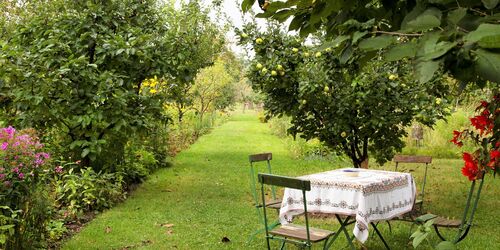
238,26,450,167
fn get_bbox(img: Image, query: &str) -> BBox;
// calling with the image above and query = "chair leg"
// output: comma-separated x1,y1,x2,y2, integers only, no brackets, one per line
279,239,286,250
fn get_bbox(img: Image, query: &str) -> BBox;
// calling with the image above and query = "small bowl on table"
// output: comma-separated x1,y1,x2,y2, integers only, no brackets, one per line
342,169,360,177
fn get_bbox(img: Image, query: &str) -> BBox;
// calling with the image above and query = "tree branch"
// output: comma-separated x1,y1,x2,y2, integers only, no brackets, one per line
372,31,423,37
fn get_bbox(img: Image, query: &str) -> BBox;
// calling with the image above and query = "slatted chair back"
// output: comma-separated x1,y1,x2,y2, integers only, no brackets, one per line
393,155,432,212
249,153,277,206
258,173,314,249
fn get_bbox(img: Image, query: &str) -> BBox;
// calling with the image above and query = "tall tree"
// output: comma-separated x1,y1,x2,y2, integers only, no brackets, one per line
0,0,223,169
239,27,450,167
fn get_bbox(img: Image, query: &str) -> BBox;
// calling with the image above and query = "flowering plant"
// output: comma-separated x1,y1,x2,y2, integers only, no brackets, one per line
0,126,51,205
451,94,500,181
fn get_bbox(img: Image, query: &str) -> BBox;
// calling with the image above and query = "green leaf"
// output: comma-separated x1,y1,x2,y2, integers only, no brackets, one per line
403,8,442,32
81,148,90,158
447,7,467,25
421,41,457,60
436,241,457,250
478,35,500,48
272,9,293,22
412,231,429,248
352,31,368,44
289,14,306,31
416,60,440,83
482,0,499,9
464,24,500,45
0,224,14,230
385,43,417,61
474,49,500,83
241,0,256,12
358,35,396,51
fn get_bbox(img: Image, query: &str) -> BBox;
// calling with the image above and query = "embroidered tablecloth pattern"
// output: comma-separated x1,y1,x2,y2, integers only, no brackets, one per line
279,168,416,243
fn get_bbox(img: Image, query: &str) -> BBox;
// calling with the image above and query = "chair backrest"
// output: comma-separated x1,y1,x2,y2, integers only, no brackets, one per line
249,153,273,163
393,155,432,165
248,153,276,203
258,173,311,191
393,155,432,207
258,173,312,246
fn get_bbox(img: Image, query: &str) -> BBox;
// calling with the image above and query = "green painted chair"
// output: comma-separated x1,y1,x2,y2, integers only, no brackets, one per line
415,171,486,244
249,153,282,211
258,173,336,250
393,155,432,218
248,153,282,240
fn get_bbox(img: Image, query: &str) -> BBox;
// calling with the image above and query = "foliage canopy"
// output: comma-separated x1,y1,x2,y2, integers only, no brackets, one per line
242,0,500,87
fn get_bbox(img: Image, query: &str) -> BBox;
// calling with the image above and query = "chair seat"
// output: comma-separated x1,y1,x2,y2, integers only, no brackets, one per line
433,217,461,228
270,224,335,242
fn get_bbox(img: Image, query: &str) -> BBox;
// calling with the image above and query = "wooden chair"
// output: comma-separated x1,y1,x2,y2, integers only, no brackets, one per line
249,153,282,211
258,173,335,249
415,172,486,244
393,155,432,218
247,153,282,241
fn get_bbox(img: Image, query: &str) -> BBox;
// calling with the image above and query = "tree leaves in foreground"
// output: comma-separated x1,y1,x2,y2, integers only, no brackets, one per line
242,0,500,87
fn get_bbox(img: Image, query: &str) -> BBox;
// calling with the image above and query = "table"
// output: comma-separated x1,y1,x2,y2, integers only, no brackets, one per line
279,168,416,246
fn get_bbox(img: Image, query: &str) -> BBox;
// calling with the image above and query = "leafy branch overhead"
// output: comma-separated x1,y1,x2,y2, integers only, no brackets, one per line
242,0,500,86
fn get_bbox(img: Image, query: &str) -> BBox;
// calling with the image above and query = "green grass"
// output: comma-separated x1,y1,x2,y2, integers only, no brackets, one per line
63,111,499,249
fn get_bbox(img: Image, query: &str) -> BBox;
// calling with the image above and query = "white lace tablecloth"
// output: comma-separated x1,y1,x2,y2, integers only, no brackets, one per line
279,168,416,243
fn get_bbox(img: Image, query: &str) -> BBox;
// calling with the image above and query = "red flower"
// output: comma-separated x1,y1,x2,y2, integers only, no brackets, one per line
450,130,463,147
488,150,500,170
461,152,479,181
478,100,489,109
491,150,500,160
470,114,492,135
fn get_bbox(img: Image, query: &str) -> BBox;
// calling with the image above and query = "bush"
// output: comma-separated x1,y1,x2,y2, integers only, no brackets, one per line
54,167,125,220
268,117,342,161
402,108,476,158
115,147,159,185
0,126,52,249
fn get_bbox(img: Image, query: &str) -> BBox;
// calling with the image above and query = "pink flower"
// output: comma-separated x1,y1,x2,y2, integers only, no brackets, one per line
0,174,5,179
55,166,63,174
18,173,25,179
1,142,8,150
2,126,16,138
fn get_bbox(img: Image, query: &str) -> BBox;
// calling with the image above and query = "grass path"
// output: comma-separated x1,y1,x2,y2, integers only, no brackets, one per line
63,112,499,249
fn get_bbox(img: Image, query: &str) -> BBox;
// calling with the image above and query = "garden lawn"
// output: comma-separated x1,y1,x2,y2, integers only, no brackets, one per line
63,111,500,250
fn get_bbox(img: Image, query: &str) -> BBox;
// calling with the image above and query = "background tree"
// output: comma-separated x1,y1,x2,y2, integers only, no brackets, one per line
239,27,450,167
0,0,223,170
191,56,237,124
162,1,226,124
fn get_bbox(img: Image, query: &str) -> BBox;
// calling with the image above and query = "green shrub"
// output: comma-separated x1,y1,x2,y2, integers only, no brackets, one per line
402,108,476,158
46,219,67,241
268,116,343,162
54,168,125,220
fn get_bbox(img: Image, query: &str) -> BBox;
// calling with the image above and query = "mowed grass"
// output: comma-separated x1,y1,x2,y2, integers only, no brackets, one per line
63,111,499,249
